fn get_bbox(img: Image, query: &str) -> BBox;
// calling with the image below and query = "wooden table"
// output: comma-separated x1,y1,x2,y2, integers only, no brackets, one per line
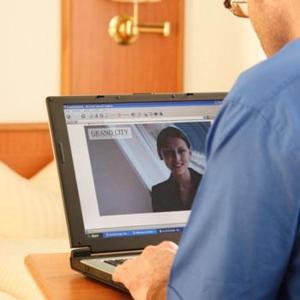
25,253,132,300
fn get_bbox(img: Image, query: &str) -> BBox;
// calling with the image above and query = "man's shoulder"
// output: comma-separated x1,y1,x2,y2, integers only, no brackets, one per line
207,40,300,159
229,39,300,109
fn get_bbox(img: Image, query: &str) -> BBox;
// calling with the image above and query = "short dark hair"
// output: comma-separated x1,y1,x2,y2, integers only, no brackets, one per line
157,126,191,159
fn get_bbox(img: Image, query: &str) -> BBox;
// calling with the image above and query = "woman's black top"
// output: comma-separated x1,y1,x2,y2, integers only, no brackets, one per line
151,168,202,212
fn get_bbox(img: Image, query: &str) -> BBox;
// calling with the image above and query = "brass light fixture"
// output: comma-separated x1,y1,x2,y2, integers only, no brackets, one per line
108,0,171,45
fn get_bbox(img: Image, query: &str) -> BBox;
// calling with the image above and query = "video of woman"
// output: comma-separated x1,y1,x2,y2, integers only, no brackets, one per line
85,121,211,216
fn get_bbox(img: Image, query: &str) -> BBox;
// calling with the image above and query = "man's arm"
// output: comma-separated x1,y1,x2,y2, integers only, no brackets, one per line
113,241,178,300
114,97,300,299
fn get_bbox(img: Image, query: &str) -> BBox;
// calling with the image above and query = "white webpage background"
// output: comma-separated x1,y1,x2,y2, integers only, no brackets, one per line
67,125,190,232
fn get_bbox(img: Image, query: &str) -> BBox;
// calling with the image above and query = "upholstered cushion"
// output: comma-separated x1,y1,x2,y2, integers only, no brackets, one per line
0,162,67,238
0,238,69,300
0,291,19,300
30,161,61,195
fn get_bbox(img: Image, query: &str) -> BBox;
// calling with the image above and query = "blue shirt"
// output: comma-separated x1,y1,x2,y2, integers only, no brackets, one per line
168,39,300,299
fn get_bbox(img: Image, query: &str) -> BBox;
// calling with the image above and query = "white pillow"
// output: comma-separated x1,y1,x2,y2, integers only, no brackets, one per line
30,161,61,195
0,291,19,300
0,162,68,238
0,237,69,300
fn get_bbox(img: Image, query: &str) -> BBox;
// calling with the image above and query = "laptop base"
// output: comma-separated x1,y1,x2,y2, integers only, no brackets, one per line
71,248,142,293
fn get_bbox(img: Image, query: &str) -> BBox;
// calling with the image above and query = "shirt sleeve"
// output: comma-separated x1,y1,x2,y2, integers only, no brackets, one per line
168,100,300,299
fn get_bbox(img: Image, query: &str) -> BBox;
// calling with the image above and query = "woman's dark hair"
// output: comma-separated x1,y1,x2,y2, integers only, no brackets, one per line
156,126,191,159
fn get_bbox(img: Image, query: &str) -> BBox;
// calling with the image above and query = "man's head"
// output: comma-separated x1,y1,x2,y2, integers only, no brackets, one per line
225,0,300,57
248,0,300,56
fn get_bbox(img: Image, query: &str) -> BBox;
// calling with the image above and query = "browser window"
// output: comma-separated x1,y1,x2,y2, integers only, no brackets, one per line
64,100,221,239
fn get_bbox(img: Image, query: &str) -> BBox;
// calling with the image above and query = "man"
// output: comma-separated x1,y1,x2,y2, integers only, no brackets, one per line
113,0,300,299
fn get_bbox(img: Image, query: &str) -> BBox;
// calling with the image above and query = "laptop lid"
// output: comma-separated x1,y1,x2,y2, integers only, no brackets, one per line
47,93,225,254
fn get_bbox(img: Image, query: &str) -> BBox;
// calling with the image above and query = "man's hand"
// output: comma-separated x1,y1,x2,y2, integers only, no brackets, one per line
112,241,178,300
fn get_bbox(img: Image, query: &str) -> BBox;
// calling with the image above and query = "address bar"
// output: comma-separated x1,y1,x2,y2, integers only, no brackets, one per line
75,115,205,125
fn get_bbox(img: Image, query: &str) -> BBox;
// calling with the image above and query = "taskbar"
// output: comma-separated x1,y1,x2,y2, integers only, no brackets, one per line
87,227,184,239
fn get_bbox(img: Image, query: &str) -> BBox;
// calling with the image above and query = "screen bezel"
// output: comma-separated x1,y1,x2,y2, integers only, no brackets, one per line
46,93,226,253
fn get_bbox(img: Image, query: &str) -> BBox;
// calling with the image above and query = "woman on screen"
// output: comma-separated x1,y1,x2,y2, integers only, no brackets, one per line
151,126,202,212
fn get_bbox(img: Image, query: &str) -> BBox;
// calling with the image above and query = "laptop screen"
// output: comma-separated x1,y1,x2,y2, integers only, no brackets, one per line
63,99,221,241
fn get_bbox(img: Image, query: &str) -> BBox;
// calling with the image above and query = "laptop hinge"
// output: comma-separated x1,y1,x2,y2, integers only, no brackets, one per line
71,247,92,258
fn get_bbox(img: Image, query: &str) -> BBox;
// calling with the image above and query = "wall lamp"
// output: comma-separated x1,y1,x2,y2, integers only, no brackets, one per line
108,0,171,45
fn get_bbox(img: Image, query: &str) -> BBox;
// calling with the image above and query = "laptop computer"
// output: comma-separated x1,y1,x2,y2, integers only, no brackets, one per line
46,92,225,292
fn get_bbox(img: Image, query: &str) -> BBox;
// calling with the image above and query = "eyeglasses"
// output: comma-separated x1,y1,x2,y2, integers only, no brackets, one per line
224,0,249,18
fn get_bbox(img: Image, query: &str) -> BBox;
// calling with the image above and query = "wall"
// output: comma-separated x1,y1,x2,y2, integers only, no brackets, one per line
0,0,60,122
184,1,265,92
0,1,264,122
